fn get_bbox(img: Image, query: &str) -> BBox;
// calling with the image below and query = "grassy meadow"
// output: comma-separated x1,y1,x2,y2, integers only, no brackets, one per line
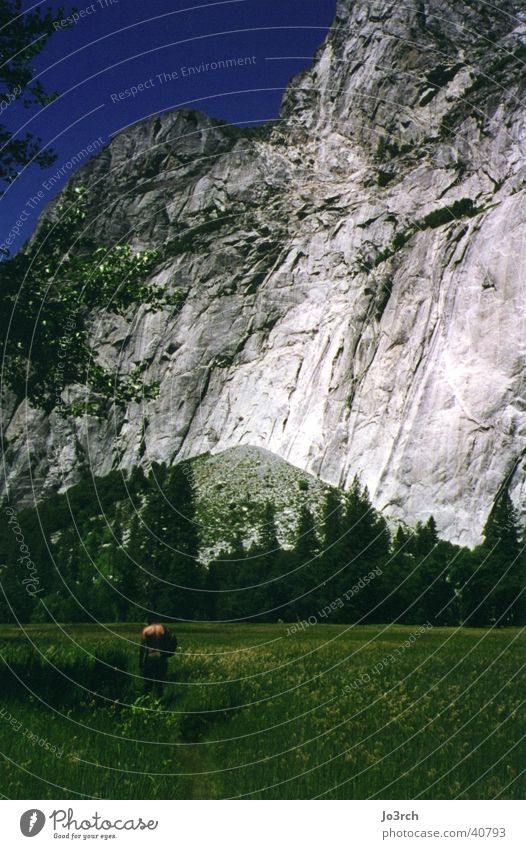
0,622,524,799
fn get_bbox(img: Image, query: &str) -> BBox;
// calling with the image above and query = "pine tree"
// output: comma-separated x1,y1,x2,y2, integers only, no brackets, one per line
483,493,520,560
456,492,525,627
317,489,345,604
476,492,525,625
129,463,201,622
110,510,139,621
322,489,344,551
258,502,280,552
290,505,319,618
412,542,458,626
208,534,247,621
249,502,281,619
294,505,318,564
377,526,417,624
124,514,149,618
336,480,390,621
412,516,439,557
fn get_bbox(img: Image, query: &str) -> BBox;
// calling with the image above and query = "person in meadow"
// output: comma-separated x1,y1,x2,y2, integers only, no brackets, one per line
139,615,177,697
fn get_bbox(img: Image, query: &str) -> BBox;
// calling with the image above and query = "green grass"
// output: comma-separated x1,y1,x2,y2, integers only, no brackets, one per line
0,623,524,799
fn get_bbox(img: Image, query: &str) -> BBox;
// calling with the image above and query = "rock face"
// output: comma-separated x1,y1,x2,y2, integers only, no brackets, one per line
2,0,526,546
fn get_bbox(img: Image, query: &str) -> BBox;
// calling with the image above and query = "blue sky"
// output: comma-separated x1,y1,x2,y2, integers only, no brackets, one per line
1,0,337,253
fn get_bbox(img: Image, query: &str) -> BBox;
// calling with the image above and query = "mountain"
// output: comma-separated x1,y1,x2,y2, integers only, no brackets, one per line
2,0,526,546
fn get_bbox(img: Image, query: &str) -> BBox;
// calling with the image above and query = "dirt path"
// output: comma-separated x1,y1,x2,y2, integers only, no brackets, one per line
176,739,222,799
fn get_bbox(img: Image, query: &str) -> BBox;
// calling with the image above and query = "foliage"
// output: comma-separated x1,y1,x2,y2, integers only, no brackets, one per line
0,463,524,628
0,187,182,414
457,493,525,627
421,198,481,229
133,463,202,621
0,0,64,195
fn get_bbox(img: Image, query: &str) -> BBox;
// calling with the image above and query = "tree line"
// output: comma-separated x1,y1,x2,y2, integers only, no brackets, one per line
0,464,524,628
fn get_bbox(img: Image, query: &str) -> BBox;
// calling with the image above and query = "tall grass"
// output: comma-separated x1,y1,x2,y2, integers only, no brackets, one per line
0,623,524,799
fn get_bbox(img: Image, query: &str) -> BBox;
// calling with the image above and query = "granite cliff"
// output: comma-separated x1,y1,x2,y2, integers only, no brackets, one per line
3,0,526,546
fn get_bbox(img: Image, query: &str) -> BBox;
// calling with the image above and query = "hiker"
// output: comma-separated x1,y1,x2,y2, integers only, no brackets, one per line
139,615,177,697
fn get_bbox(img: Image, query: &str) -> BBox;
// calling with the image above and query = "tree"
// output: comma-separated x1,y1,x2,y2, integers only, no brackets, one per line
295,504,318,565
451,545,485,626
412,540,459,626
405,517,453,625
290,505,319,619
335,480,390,621
317,489,345,604
0,187,176,415
453,493,525,627
44,525,85,622
0,0,64,199
0,514,33,622
411,516,439,557
134,463,201,622
245,502,280,619
258,501,279,553
207,534,247,622
376,525,417,624
477,493,525,625
111,510,140,621
483,493,521,561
